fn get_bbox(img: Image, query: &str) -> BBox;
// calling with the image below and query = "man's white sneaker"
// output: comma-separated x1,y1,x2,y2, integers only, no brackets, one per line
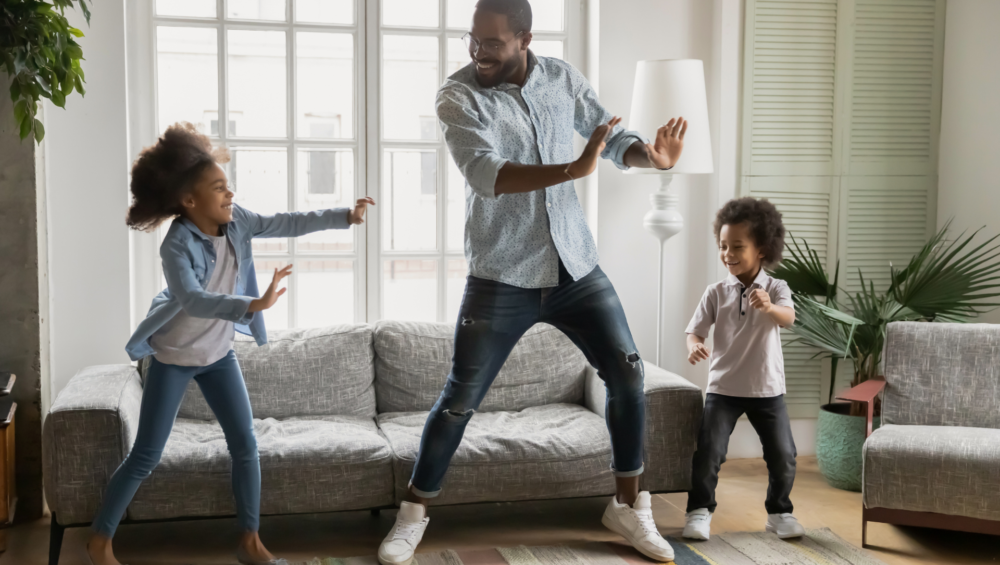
601,492,675,562
765,513,805,539
682,508,712,540
378,502,430,565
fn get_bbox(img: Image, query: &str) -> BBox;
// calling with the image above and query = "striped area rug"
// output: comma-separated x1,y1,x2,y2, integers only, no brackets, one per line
292,528,886,565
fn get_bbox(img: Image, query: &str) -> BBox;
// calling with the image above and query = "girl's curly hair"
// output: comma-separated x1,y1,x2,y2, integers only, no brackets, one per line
126,122,230,232
713,197,786,267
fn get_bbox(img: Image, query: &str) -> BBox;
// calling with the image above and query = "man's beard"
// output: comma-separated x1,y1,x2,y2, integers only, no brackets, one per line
474,55,523,88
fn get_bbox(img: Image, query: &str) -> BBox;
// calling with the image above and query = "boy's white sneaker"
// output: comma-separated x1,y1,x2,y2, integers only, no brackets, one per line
766,513,805,539
378,502,430,565
682,508,712,540
601,492,675,562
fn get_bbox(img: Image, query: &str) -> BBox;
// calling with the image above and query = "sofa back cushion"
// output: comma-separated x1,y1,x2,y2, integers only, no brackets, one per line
883,322,1000,429
172,324,375,420
373,321,587,413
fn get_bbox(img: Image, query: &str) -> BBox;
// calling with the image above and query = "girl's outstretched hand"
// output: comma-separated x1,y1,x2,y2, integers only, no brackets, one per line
249,265,293,312
349,197,376,225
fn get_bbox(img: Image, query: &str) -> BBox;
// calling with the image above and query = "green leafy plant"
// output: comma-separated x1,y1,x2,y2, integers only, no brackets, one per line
770,222,1000,410
1,0,90,142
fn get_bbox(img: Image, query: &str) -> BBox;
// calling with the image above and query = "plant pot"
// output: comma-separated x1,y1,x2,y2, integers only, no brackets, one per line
815,402,881,492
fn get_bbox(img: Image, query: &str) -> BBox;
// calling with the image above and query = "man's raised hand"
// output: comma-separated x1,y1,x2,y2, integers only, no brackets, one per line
567,117,622,180
646,117,687,170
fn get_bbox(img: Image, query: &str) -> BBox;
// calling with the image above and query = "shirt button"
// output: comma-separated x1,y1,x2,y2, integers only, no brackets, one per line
742,312,746,315
546,203,552,207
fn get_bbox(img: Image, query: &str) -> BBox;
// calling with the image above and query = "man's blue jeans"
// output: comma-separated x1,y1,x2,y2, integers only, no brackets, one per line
409,263,646,498
91,351,260,537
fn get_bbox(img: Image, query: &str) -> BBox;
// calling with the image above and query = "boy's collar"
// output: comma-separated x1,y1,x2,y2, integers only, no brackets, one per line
725,269,770,288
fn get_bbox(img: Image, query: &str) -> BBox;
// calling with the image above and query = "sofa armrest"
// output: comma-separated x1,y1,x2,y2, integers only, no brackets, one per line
836,377,885,439
43,364,143,526
585,362,704,493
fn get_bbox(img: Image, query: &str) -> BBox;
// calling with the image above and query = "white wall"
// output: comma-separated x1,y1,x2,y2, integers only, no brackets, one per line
938,0,1000,325
596,0,819,458
43,0,133,400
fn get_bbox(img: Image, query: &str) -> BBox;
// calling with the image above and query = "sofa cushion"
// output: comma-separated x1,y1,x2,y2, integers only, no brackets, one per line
373,321,587,413
127,415,393,520
883,322,1000,428
172,324,375,420
863,424,1000,521
378,404,615,505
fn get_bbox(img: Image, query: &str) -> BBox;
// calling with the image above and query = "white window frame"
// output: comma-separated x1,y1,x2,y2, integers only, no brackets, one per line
129,0,585,330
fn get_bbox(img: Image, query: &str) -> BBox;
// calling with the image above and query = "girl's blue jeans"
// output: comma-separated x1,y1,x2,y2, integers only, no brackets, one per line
409,263,646,498
91,350,260,537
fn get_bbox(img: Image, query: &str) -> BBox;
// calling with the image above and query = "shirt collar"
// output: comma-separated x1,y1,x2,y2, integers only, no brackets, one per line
725,269,771,289
178,216,229,241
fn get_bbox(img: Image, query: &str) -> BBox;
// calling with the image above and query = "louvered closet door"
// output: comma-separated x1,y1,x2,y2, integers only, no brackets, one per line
839,0,944,294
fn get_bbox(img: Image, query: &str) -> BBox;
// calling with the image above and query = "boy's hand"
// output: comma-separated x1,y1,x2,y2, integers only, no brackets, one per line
749,289,772,314
349,197,376,225
248,265,292,312
688,343,711,365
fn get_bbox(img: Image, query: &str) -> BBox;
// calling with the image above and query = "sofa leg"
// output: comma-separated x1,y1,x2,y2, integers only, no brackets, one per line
49,514,65,565
862,518,868,548
371,509,381,517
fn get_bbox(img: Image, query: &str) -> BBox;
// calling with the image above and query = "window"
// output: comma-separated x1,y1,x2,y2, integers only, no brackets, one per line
136,0,581,330
740,0,945,416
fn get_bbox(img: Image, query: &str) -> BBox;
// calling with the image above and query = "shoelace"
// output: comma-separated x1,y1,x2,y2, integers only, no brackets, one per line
632,507,659,536
392,519,425,542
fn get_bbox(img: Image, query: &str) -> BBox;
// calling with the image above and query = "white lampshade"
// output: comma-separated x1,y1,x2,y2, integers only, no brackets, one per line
625,59,713,175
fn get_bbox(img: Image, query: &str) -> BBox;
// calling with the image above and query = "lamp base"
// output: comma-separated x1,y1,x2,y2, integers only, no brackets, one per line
643,175,683,242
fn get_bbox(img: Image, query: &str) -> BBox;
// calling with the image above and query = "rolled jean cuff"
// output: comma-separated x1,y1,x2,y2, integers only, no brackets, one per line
408,480,442,499
612,464,644,478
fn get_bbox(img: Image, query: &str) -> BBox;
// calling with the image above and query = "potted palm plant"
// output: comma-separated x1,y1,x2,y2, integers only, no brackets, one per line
770,223,1000,491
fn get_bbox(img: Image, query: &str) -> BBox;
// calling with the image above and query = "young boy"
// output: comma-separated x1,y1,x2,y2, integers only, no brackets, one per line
682,197,804,541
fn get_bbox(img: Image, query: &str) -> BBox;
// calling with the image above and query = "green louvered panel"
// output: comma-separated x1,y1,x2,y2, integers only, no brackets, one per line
845,0,944,174
841,176,933,295
743,0,840,176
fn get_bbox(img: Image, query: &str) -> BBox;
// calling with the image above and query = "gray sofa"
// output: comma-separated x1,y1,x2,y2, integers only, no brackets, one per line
44,321,702,561
859,322,1000,546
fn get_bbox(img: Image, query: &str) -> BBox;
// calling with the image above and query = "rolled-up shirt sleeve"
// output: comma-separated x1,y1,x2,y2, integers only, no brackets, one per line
686,287,717,339
436,86,507,200
569,63,647,171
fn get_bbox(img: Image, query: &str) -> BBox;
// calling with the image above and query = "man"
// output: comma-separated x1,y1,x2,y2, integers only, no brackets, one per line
377,1,687,564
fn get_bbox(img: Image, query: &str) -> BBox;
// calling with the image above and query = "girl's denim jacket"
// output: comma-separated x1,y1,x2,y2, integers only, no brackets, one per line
125,204,351,361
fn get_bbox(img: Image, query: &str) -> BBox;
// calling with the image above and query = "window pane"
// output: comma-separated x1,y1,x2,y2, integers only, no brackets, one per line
446,0,475,29
446,258,468,323
296,0,353,24
297,260,354,327
228,30,287,138
384,260,438,321
533,0,565,31
383,0,438,28
296,149,355,252
383,150,437,251
231,147,289,253
531,40,564,60
228,0,286,20
446,157,465,251
447,37,469,77
156,27,218,135
383,35,439,140
297,32,354,139
157,0,215,18
255,259,290,331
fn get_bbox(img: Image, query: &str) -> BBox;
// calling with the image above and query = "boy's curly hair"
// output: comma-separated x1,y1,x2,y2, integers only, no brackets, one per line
126,122,230,232
713,197,786,267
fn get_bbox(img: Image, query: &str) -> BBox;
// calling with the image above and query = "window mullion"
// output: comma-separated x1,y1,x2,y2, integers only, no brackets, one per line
287,15,297,328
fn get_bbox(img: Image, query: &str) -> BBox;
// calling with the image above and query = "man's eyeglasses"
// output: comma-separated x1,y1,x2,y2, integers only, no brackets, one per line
462,31,524,57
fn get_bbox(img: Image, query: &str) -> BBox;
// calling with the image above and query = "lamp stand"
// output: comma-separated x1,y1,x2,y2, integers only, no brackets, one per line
642,174,683,367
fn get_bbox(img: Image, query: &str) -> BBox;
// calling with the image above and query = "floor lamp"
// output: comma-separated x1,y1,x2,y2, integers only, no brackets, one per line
626,59,714,367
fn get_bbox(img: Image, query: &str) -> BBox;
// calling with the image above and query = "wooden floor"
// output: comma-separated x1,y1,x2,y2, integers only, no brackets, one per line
2,457,998,564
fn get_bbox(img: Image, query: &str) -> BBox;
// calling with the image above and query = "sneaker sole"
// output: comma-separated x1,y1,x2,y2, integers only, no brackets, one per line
682,529,710,541
601,511,675,562
377,551,413,565
765,524,804,539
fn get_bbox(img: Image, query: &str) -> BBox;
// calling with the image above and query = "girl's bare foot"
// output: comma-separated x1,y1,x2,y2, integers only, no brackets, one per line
238,531,277,563
86,534,123,565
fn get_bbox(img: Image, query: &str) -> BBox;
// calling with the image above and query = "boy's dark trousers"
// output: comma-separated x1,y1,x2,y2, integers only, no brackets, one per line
686,393,797,514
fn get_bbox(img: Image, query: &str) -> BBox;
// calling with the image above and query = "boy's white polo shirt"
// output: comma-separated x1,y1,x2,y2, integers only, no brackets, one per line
686,270,794,398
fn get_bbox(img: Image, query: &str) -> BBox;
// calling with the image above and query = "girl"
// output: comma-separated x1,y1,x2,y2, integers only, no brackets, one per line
87,122,374,565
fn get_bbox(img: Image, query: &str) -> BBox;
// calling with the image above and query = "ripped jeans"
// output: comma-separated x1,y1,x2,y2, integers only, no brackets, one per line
409,262,646,498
